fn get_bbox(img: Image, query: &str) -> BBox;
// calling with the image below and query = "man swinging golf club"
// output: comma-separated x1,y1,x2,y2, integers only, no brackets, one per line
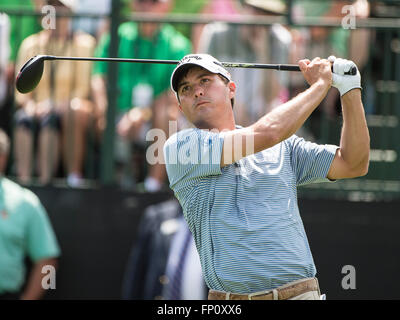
163,54,370,300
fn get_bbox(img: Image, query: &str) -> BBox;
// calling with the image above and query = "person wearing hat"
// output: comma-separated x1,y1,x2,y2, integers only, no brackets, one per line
163,54,369,300
198,0,292,128
14,0,97,187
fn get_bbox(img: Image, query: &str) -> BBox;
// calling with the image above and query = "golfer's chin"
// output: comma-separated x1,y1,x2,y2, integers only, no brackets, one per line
192,113,217,130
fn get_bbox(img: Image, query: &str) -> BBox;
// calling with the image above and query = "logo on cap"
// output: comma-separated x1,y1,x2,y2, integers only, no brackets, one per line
179,55,203,65
171,54,231,93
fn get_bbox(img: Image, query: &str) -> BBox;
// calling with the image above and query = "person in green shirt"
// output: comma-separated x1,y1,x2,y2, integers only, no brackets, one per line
91,0,191,191
0,0,42,99
0,1,42,132
0,129,60,299
0,0,42,64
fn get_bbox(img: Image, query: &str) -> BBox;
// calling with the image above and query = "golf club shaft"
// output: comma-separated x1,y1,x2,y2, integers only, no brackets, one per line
43,55,301,72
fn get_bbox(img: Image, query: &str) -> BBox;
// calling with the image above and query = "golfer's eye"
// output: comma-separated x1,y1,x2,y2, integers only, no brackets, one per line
180,85,190,94
200,78,210,84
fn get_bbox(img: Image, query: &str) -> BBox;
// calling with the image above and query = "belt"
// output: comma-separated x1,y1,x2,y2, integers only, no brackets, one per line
208,277,320,300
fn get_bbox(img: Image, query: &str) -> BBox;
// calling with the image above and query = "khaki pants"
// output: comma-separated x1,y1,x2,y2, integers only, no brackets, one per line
289,290,321,300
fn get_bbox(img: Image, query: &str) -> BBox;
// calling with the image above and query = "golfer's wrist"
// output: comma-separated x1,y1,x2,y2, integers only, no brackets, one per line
312,79,331,93
338,85,362,97
341,87,362,102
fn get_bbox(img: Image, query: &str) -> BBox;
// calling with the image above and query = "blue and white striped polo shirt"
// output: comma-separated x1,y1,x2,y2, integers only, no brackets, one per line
164,127,338,294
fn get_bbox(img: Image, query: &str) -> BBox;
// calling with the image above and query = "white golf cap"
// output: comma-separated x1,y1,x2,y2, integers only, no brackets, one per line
171,54,231,93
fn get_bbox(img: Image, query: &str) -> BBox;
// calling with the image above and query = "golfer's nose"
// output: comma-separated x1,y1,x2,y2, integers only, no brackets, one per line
194,84,204,97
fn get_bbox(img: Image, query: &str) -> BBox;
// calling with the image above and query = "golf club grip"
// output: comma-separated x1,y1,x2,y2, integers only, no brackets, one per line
276,64,301,72
283,64,357,75
259,64,357,75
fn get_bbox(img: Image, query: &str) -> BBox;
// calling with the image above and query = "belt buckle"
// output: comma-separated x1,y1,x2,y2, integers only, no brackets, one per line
247,289,274,300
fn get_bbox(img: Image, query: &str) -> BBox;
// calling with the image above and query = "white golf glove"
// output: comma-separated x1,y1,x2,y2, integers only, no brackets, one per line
328,56,362,96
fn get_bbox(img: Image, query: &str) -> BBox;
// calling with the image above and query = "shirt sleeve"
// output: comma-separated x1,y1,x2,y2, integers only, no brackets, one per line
288,135,339,186
25,192,60,262
164,128,224,192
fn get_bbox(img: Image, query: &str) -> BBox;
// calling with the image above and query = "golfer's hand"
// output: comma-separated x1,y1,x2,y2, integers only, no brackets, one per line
328,56,362,97
299,57,332,88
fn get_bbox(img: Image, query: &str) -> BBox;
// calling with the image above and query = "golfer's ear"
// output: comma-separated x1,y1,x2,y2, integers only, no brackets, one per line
229,81,236,99
176,95,183,111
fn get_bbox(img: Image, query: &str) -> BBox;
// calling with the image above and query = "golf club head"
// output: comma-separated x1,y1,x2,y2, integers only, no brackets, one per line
16,55,54,94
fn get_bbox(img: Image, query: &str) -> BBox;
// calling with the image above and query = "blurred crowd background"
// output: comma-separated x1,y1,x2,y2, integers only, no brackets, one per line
0,0,398,196
0,0,400,300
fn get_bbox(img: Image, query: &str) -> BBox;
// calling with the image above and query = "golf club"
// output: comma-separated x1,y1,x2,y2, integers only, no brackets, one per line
15,54,357,94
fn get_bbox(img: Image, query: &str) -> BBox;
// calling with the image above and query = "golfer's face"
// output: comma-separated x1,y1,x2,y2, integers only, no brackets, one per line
177,67,234,128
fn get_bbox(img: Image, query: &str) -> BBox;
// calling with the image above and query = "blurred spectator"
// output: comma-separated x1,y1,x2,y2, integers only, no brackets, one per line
0,12,11,132
290,0,345,123
1,1,42,134
0,129,60,300
92,0,191,191
365,0,399,115
169,0,208,43
122,199,181,299
161,215,207,300
122,199,206,300
198,0,291,127
347,0,372,114
14,0,97,186
290,0,370,120
191,0,241,53
71,0,111,39
1,0,42,82
347,0,370,73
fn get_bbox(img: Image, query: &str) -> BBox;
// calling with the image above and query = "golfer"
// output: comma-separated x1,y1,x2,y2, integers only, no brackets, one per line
163,54,370,300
